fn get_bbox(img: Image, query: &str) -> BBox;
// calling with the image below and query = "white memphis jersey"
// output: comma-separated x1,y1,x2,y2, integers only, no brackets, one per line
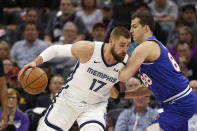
64,42,125,104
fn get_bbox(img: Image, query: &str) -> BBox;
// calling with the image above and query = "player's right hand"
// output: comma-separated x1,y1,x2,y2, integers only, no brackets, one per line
17,61,37,81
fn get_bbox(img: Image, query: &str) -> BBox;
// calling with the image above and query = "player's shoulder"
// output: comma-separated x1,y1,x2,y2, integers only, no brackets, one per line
72,41,95,51
72,41,95,61
139,41,159,49
143,41,157,45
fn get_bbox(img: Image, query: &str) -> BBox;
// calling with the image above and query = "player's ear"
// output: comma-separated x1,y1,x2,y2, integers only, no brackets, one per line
145,25,150,32
109,38,113,45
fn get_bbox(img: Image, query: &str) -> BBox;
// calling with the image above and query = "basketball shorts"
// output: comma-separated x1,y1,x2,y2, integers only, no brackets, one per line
152,90,197,131
37,87,107,131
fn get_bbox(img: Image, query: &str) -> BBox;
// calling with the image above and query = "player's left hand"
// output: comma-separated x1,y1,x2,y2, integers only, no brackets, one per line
18,61,37,81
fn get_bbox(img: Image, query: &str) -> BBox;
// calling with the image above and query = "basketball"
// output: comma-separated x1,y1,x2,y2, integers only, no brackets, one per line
20,67,48,95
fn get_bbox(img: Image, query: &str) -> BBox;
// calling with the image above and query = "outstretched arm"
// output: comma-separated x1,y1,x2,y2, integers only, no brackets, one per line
18,41,94,80
110,84,151,99
124,84,152,98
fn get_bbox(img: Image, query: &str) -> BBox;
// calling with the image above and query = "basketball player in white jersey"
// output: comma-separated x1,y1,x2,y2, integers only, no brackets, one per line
18,27,131,131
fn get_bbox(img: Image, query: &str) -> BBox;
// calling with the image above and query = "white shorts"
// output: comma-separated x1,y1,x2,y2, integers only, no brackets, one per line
37,88,107,131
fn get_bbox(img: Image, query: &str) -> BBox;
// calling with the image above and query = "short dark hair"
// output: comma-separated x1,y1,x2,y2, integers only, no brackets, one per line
132,11,155,33
136,3,151,11
26,7,38,15
110,26,131,40
182,4,196,13
24,21,39,31
177,41,191,50
81,0,97,9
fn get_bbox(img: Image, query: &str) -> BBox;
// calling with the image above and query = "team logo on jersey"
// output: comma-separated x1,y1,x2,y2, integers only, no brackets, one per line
94,61,101,63
113,68,119,72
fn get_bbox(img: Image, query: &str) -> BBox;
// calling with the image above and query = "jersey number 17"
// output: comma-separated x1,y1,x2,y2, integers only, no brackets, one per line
89,78,107,92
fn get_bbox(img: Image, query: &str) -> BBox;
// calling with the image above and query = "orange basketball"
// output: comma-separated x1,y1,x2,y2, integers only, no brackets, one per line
20,67,48,95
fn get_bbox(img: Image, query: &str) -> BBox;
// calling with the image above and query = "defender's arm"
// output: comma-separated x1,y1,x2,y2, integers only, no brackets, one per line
110,84,152,99
119,41,153,82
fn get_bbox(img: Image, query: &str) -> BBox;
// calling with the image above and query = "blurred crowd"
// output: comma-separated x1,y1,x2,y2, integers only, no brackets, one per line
0,0,197,130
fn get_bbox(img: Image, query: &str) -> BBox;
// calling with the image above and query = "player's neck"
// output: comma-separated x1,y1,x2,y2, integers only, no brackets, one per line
140,32,153,44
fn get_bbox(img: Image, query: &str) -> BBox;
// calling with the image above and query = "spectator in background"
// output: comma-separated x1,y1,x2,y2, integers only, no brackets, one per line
0,88,29,131
148,0,178,36
13,8,45,45
58,22,78,44
76,0,103,33
0,41,12,60
176,41,197,80
3,58,14,75
169,26,197,61
180,4,197,38
114,77,158,131
35,75,64,108
0,0,3,25
90,22,107,42
6,66,20,89
0,59,8,130
188,80,197,131
44,0,87,44
11,22,48,68
172,0,197,9
2,0,23,25
167,20,184,47
101,1,118,41
49,22,78,77
113,0,140,30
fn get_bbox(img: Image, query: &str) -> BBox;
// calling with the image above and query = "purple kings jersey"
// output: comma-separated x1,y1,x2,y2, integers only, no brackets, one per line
139,36,188,102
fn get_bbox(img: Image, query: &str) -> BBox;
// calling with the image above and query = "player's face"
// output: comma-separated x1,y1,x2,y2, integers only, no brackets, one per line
111,36,130,62
130,18,145,44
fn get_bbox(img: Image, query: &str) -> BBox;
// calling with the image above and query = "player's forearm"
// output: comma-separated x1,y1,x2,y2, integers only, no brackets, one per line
0,77,8,112
39,45,73,63
119,67,134,82
124,84,152,98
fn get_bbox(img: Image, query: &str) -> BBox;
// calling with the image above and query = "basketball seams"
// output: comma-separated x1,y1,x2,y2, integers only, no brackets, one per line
26,68,37,86
24,68,34,87
28,73,48,89
23,72,46,89
21,68,34,88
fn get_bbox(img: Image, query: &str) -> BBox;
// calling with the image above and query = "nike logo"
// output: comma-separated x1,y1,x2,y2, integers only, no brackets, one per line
94,61,101,63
